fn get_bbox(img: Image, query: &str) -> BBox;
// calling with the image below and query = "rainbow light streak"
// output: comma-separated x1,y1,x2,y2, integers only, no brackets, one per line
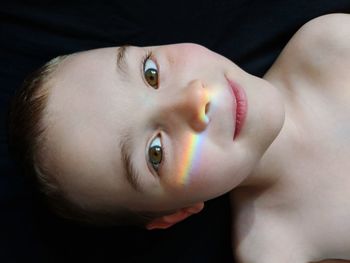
175,89,221,185
176,132,205,185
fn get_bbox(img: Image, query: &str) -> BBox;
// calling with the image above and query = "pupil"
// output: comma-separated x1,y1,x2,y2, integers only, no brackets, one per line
150,146,162,163
146,69,158,86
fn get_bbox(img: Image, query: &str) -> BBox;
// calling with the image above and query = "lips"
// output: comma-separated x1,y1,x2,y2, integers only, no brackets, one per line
226,77,247,139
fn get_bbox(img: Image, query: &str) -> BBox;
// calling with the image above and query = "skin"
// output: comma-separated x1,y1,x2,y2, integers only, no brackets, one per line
43,13,350,263
45,43,284,213
230,14,350,263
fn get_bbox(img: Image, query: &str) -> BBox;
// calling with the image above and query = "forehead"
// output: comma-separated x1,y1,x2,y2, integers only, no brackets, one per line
47,48,126,161
44,48,140,209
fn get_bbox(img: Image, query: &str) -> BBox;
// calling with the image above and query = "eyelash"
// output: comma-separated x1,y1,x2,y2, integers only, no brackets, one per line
142,50,153,68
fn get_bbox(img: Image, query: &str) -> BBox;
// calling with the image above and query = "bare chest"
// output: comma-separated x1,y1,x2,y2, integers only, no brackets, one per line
231,84,350,262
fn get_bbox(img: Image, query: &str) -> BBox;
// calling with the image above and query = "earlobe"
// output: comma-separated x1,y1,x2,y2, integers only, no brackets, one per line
145,202,204,230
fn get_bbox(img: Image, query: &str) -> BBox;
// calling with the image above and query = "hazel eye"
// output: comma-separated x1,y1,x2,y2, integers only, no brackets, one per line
143,58,159,88
148,136,162,172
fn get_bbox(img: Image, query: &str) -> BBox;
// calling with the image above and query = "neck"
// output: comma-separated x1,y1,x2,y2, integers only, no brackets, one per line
239,75,306,191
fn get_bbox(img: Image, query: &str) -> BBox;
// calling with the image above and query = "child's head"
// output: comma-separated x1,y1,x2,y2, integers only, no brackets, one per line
8,43,285,229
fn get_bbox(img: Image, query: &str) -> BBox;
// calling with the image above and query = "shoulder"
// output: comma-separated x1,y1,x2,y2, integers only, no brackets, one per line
294,13,350,61
266,14,350,83
297,13,350,40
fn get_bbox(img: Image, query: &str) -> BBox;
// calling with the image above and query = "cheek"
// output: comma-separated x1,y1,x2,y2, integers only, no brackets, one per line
166,43,217,69
194,142,260,192
188,150,236,191
165,140,246,199
165,133,213,187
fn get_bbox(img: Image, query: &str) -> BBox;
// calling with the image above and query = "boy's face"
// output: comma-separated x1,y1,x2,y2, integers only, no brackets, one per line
45,44,284,213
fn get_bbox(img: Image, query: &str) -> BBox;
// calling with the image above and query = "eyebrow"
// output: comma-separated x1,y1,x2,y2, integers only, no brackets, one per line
119,131,144,193
116,45,131,78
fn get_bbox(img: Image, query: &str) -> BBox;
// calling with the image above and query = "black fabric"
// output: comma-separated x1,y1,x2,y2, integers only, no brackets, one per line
1,1,349,262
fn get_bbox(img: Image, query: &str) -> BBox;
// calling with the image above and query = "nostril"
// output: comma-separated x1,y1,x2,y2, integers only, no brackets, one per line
205,102,210,114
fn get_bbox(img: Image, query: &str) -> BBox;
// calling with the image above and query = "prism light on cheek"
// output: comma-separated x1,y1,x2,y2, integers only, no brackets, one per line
175,91,220,186
175,132,206,186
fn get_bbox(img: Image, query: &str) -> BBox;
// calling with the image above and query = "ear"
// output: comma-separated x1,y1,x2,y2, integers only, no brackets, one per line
145,202,204,230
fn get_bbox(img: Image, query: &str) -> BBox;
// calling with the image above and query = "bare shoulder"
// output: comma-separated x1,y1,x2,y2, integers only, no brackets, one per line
298,13,350,40
295,13,350,61
266,14,350,84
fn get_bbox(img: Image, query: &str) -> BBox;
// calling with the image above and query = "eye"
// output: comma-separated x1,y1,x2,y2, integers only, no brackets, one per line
143,54,159,88
148,135,163,173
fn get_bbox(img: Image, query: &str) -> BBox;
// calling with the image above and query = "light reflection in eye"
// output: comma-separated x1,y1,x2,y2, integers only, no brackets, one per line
143,52,159,88
148,135,162,173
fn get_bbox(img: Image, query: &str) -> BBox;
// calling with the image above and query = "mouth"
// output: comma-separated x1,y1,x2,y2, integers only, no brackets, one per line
226,76,247,139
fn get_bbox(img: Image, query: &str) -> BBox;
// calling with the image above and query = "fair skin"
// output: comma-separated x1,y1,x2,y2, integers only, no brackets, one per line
45,40,283,220
230,14,350,263
43,13,350,262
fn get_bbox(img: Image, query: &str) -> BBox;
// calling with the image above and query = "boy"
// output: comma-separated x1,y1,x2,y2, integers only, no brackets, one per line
8,14,350,262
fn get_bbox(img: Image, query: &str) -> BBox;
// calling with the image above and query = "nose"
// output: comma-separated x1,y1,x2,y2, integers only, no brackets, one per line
162,79,210,132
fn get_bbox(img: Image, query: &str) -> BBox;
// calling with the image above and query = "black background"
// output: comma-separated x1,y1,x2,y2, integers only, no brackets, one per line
1,1,350,262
